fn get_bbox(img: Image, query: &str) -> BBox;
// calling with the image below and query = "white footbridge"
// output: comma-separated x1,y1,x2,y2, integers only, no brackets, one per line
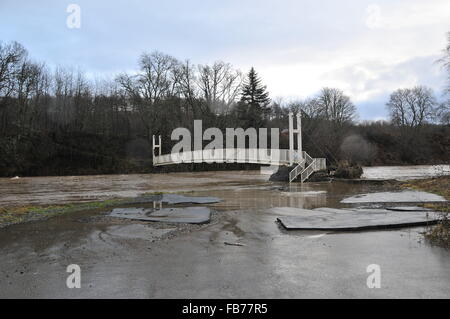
152,113,326,183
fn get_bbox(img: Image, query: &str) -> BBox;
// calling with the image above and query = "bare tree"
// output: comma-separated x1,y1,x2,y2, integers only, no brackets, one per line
387,86,437,127
51,66,75,126
14,60,47,132
138,51,179,103
438,32,450,94
176,60,202,118
0,41,27,99
437,32,450,124
436,101,450,125
115,72,142,110
197,61,242,115
316,88,357,124
288,98,323,119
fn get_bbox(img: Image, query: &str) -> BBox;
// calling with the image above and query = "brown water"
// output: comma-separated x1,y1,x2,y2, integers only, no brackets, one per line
0,170,384,209
0,171,266,207
362,165,450,180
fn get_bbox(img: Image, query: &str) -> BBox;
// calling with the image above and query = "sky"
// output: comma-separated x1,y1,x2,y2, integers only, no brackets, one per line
1,0,449,120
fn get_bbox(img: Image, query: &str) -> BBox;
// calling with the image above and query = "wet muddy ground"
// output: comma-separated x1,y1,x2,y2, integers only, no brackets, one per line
0,170,449,298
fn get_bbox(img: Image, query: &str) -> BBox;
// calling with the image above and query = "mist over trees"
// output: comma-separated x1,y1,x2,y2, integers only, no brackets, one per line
0,40,448,177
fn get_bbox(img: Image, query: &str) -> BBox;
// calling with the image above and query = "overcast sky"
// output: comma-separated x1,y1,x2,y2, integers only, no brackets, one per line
1,0,449,120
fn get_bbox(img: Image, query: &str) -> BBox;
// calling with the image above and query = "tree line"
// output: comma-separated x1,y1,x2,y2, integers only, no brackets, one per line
0,37,449,176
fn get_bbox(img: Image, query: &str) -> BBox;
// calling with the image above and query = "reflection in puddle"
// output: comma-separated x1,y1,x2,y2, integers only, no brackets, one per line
281,190,327,196
305,234,327,239
189,181,388,210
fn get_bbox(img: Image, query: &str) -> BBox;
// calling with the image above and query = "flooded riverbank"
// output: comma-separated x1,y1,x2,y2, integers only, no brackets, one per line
362,165,450,180
0,171,266,207
0,167,449,298
1,165,448,207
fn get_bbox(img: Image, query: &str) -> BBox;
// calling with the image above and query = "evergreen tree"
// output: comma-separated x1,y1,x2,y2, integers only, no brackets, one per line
236,67,270,128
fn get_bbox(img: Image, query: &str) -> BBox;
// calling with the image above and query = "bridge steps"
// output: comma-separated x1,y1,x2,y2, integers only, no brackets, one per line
289,152,327,183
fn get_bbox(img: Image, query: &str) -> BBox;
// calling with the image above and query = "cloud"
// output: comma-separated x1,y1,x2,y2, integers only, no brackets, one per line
364,0,450,30
323,55,445,100
366,4,382,29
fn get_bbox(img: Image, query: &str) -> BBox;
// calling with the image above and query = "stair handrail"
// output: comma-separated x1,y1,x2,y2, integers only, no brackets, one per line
300,158,317,183
288,159,306,182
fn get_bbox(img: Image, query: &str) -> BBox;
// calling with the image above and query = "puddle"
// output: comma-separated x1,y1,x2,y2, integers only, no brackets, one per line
305,234,327,239
104,224,176,240
108,194,219,224
341,190,447,204
276,207,440,230
127,193,221,205
281,191,327,196
109,206,211,224
159,194,221,204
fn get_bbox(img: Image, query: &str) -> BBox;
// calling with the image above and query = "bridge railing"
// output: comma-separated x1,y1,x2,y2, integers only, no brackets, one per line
288,159,306,182
153,148,302,166
314,158,327,171
300,160,316,182
153,148,327,183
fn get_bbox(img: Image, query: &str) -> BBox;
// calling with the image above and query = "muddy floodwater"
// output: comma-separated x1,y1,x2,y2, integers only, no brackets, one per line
0,167,449,298
362,164,450,180
0,171,267,206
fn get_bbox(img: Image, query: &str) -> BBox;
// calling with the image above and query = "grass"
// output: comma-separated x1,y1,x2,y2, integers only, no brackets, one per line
0,198,128,228
401,176,450,199
0,191,184,228
401,176,450,248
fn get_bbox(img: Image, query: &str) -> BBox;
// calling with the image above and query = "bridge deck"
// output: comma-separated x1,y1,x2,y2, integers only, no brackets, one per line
153,148,326,182
153,148,322,166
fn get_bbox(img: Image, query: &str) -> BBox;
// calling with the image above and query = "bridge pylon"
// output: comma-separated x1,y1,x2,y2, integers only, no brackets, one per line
152,135,162,159
288,112,303,166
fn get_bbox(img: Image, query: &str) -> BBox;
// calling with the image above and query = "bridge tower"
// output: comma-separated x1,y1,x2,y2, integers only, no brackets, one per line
288,112,302,166
152,135,162,159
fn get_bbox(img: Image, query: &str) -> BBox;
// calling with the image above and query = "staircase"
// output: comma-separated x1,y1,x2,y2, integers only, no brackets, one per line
288,159,305,183
289,152,326,183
